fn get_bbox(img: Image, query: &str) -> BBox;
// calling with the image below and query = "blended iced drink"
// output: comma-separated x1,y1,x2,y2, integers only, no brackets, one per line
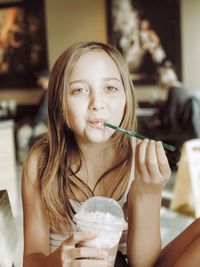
73,197,127,267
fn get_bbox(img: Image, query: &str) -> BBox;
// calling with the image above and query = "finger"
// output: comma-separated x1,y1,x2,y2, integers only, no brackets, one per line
156,141,171,177
146,140,160,178
64,231,96,247
136,139,149,177
136,139,142,146
131,136,137,150
64,247,108,260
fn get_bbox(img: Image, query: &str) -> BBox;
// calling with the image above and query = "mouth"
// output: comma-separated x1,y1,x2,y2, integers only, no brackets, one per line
88,119,106,129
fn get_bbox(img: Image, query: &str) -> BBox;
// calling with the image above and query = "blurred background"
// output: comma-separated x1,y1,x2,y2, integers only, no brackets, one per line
0,0,200,266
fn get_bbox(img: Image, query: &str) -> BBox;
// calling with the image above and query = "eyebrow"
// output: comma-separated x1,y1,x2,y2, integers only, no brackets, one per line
69,79,87,85
104,77,121,83
69,77,121,85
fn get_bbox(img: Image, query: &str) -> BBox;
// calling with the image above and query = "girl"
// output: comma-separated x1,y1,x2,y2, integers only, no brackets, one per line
22,41,171,267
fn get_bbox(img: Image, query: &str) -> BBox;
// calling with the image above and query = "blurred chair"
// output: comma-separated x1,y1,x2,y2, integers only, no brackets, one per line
0,190,18,267
0,120,18,219
16,70,49,163
137,87,200,170
170,139,200,217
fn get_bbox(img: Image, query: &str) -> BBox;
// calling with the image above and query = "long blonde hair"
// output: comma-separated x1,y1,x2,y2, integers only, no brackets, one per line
28,42,137,232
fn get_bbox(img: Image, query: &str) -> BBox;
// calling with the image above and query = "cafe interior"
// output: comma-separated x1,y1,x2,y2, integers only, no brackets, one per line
0,0,200,266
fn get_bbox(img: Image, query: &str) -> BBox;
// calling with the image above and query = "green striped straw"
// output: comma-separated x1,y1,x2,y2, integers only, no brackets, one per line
104,122,176,152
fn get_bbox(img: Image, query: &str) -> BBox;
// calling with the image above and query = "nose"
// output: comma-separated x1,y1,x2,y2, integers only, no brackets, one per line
88,92,104,111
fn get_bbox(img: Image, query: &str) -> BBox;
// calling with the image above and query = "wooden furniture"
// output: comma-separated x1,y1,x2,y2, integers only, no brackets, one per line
170,139,200,217
0,120,18,218
0,191,18,267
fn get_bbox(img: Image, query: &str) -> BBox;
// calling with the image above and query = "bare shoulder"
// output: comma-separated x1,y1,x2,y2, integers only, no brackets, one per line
22,139,48,204
22,140,47,187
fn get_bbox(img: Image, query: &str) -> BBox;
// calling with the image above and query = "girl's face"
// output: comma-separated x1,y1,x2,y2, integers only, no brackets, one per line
67,50,126,145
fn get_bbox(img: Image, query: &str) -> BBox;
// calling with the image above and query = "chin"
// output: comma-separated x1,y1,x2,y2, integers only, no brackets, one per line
86,133,109,144
87,137,107,144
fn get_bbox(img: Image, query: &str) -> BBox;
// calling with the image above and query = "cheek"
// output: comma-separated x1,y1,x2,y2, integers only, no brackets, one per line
116,96,126,111
112,98,126,120
66,104,77,125
118,105,126,119
66,103,86,127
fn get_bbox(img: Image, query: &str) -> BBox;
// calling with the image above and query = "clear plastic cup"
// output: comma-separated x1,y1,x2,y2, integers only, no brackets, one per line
73,196,127,267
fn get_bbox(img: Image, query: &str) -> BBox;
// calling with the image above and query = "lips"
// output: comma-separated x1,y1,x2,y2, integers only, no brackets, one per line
88,119,106,128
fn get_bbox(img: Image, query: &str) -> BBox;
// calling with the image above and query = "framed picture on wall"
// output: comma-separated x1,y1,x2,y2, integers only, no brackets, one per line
0,0,48,89
107,0,181,85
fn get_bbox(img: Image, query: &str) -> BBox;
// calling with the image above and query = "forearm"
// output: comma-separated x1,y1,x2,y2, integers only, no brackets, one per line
24,249,62,267
128,191,162,267
155,218,200,267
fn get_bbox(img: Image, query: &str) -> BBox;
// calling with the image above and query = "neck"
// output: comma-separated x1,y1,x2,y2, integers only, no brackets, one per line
80,141,115,167
74,141,116,190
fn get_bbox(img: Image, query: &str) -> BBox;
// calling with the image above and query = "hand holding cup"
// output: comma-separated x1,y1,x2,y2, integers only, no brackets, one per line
60,231,109,267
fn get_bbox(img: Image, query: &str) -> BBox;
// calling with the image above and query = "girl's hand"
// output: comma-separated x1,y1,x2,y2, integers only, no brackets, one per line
134,139,171,195
60,231,108,267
